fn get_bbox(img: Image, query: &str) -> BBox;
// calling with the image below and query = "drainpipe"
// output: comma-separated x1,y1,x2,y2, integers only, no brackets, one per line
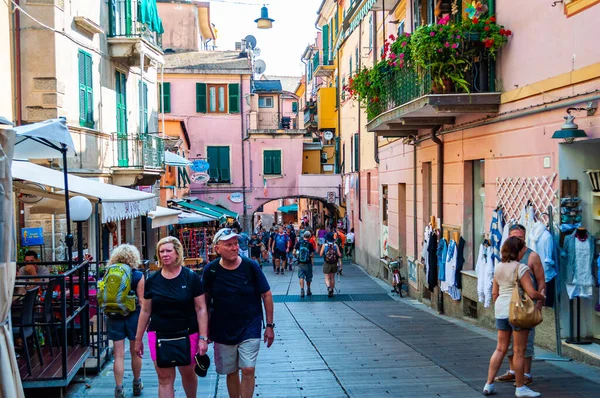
413,142,418,260
13,0,22,124
301,57,308,105
140,51,144,134
336,48,341,174
240,74,249,231
431,125,444,314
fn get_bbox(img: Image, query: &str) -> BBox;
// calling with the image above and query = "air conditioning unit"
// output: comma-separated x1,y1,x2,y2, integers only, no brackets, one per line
321,152,328,163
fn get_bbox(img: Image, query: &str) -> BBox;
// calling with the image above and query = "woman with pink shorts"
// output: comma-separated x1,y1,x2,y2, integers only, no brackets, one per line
134,237,209,398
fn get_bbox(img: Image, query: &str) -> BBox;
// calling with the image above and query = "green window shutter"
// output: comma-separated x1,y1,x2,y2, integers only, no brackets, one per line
355,47,359,69
207,146,219,181
322,24,329,65
219,147,230,182
263,151,272,175
78,52,86,126
196,83,207,113
349,55,352,77
264,150,281,175
228,83,240,113
78,50,93,128
273,150,281,175
335,11,339,36
85,52,93,127
369,14,373,49
292,102,298,113
162,82,171,113
143,82,148,133
354,134,360,172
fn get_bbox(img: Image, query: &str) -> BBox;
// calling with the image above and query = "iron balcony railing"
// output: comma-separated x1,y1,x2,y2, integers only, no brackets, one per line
312,50,320,75
108,0,162,49
256,112,300,130
303,101,317,125
114,133,165,170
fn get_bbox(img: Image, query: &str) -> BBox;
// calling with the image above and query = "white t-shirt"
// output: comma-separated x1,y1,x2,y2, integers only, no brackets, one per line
346,232,355,243
493,261,530,319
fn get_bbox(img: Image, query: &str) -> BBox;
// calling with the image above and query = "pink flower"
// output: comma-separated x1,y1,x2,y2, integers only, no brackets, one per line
456,35,461,39
390,53,397,60
438,15,450,25
438,49,442,52
392,61,397,67
399,53,405,58
405,32,411,37
401,41,407,47
451,43,458,49
444,42,450,47
430,31,436,36
439,28,443,32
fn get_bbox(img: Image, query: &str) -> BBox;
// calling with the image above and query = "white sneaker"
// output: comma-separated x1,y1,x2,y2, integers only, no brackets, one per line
515,385,541,397
483,383,496,395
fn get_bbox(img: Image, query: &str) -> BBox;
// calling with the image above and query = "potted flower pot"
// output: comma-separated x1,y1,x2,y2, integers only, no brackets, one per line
432,78,454,94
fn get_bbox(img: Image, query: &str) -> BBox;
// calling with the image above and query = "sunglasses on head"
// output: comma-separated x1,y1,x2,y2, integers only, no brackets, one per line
509,224,526,232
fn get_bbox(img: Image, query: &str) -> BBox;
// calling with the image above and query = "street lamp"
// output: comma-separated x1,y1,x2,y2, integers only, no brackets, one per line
255,5,274,29
551,102,597,144
69,196,92,265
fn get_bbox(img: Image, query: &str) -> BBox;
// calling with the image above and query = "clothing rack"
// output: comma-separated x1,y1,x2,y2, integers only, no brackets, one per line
566,228,593,345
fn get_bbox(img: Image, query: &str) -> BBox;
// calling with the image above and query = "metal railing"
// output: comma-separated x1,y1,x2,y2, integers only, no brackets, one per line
256,112,300,130
312,50,320,74
108,0,162,49
303,101,317,125
114,133,165,170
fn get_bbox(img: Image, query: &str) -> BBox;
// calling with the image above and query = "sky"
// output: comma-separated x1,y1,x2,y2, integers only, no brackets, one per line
208,0,323,78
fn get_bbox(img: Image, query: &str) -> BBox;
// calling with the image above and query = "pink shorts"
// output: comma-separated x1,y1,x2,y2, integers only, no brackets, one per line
147,331,199,363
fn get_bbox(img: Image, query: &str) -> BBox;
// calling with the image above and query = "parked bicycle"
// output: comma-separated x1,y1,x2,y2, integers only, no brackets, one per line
388,256,408,297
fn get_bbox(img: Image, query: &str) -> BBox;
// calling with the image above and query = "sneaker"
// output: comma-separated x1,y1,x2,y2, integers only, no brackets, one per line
495,370,516,383
276,269,280,274
115,387,126,398
133,379,144,396
513,376,533,386
515,385,541,397
281,271,284,275
328,287,334,298
483,383,496,396
338,269,343,276
307,288,312,296
300,289,305,298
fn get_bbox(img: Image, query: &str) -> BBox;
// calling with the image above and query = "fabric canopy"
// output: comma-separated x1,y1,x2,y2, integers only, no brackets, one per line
189,198,238,220
278,203,298,213
178,211,217,225
170,199,227,221
13,117,76,159
11,160,156,223
0,128,25,397
148,206,181,229
164,151,191,167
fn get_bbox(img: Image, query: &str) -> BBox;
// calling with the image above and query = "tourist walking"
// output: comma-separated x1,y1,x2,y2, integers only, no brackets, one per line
320,232,341,297
203,228,274,398
345,228,355,258
495,224,546,386
233,223,250,258
272,225,290,274
286,225,297,271
294,231,315,298
134,237,208,398
483,237,545,398
103,244,145,398
249,232,262,266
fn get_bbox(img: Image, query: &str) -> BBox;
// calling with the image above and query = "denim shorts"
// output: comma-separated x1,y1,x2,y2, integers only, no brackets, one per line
495,318,528,332
107,309,140,341
297,263,313,282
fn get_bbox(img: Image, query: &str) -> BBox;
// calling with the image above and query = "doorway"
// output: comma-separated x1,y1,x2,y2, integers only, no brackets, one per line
398,183,407,259
423,162,432,226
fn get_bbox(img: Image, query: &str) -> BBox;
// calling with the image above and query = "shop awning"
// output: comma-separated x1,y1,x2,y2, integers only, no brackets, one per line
12,160,156,223
148,206,181,229
178,211,217,225
164,151,191,167
189,198,238,220
278,203,298,213
169,199,228,222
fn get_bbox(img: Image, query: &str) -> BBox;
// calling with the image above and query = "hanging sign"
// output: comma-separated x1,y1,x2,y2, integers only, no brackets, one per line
327,191,336,203
190,172,210,184
17,182,46,204
229,192,244,203
190,160,210,173
21,227,44,246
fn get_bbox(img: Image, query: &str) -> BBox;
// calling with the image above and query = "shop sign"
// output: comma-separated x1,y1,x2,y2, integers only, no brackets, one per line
21,227,44,246
137,186,153,193
17,181,46,204
408,259,418,288
326,191,336,203
229,192,244,203
190,160,210,173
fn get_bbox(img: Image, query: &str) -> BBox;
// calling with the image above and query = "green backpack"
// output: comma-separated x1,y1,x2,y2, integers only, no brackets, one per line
98,263,137,316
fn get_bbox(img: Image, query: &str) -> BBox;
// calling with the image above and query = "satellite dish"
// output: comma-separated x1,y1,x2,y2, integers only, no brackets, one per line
245,35,257,50
254,59,267,74
323,131,334,141
253,48,261,57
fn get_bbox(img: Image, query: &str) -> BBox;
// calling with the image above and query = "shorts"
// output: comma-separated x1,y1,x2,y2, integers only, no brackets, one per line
251,248,261,258
323,261,338,274
496,318,526,332
147,331,200,363
274,249,287,261
107,310,140,341
297,263,313,282
239,249,249,258
318,238,325,245
507,327,536,358
214,338,260,375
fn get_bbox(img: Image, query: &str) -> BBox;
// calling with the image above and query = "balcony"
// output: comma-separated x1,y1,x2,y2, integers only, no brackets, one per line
247,111,305,136
366,61,501,137
313,50,335,78
317,87,336,130
108,0,164,66
303,101,318,130
111,133,165,186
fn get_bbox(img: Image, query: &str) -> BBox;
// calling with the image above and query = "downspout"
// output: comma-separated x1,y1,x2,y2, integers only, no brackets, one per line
336,47,341,174
431,125,444,314
240,74,248,230
413,142,417,260
13,0,22,124
301,57,308,105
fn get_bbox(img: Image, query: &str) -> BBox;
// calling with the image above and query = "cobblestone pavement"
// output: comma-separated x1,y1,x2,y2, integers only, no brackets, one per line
57,257,600,398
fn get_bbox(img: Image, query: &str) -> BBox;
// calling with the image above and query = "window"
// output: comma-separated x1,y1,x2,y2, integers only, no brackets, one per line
196,83,239,113
207,146,231,183
139,81,148,133
382,185,389,225
209,84,227,113
349,54,353,77
355,46,359,70
341,77,346,101
322,24,329,65
229,83,240,113
353,133,359,172
259,96,274,108
160,82,170,113
78,50,93,128
398,20,405,37
292,102,298,113
263,150,282,175
367,172,372,205
368,14,373,50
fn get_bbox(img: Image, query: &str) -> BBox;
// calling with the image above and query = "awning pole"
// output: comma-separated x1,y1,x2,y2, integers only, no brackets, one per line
62,143,74,269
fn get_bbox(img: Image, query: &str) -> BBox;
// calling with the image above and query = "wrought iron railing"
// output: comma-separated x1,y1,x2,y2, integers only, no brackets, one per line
303,101,317,125
256,112,300,130
108,0,162,49
114,133,164,170
312,50,320,74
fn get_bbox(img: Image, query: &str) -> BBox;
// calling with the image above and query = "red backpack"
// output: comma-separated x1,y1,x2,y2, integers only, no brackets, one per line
324,243,339,264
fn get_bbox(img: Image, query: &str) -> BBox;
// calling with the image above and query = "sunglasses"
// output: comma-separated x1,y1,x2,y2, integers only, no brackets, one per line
215,228,234,242
509,224,526,232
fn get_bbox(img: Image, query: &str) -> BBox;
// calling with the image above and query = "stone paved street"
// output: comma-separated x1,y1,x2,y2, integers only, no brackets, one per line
60,258,600,398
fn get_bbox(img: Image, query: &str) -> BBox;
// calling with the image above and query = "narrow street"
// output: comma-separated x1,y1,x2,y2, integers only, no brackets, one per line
64,258,600,398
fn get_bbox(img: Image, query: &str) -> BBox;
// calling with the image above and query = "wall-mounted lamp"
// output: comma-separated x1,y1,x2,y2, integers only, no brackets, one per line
255,5,274,29
551,101,597,144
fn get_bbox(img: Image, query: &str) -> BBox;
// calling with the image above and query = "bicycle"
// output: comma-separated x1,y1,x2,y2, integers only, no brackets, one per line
389,256,408,297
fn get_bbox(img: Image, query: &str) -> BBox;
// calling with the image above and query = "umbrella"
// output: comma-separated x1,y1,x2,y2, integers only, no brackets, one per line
13,117,77,268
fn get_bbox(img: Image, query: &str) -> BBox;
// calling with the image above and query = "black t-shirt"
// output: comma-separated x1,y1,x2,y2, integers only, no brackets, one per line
144,267,204,334
203,258,270,345
295,240,315,264
249,237,262,248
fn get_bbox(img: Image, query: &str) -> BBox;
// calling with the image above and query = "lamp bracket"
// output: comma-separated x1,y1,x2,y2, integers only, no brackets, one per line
566,101,597,117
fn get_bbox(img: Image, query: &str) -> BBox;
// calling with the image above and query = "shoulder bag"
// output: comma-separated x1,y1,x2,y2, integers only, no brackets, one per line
509,265,542,329
156,329,191,368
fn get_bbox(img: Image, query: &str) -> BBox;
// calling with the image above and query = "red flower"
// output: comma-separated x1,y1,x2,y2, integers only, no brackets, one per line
490,16,496,23
484,26,490,31
506,30,512,36
389,34,396,41
485,20,490,24
472,17,479,24
499,28,506,35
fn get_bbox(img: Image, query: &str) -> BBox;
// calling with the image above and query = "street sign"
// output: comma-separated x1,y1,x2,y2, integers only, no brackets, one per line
327,191,336,203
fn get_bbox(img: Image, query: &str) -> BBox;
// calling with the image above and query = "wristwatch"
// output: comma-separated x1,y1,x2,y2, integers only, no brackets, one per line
199,335,209,341
266,323,275,329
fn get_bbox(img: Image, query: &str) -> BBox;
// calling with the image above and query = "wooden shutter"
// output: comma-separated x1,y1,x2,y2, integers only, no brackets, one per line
219,147,230,182
272,150,281,175
143,82,148,133
161,82,171,113
228,83,240,113
355,47,359,69
292,102,298,113
84,53,93,127
196,83,207,113
78,52,87,126
354,133,360,172
322,24,329,65
79,51,93,127
207,146,219,181
264,151,272,175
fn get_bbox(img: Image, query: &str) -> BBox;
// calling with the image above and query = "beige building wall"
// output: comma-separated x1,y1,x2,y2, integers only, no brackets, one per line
0,1,13,120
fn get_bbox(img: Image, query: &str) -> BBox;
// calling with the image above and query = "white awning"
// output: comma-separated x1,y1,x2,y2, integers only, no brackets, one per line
148,206,181,228
164,151,191,167
11,160,156,223
178,211,217,224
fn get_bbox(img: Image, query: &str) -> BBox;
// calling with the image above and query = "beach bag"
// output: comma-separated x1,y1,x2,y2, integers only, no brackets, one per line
324,243,339,264
509,266,542,329
98,263,136,316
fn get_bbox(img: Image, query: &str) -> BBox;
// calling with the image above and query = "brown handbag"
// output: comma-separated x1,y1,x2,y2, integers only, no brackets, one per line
509,265,543,329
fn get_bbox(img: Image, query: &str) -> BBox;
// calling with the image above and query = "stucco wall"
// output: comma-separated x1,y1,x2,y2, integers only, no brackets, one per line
157,2,200,52
0,2,13,120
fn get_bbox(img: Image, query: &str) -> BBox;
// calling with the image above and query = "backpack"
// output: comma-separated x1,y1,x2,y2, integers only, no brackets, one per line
98,263,137,316
297,241,311,263
324,243,339,264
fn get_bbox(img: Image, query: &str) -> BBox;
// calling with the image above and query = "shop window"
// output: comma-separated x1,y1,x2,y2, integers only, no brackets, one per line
259,96,274,108
382,185,389,225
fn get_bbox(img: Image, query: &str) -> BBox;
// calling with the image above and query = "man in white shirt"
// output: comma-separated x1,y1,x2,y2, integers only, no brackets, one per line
345,228,355,258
